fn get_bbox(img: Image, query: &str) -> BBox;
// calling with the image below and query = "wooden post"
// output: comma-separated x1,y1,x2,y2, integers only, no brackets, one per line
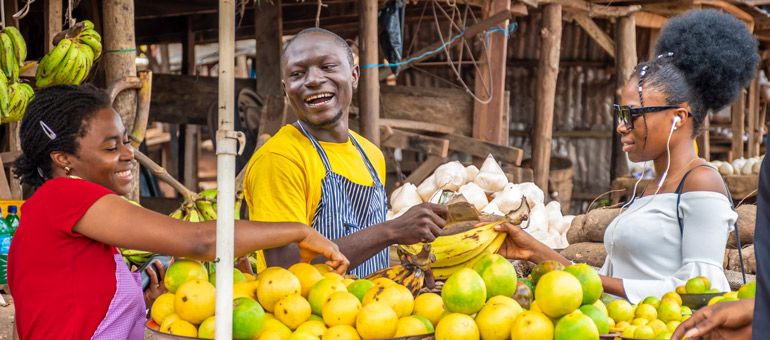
4,0,20,199
611,15,636,183
732,91,746,160
255,1,285,136
472,0,511,148
44,0,62,53
104,0,139,200
179,17,198,191
748,76,760,157
532,4,561,192
358,0,380,147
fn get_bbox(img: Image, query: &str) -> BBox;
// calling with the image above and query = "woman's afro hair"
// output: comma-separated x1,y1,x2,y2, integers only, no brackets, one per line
654,9,759,113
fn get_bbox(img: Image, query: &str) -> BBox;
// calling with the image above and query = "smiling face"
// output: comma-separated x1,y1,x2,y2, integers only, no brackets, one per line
282,32,359,130
617,78,679,163
62,107,135,195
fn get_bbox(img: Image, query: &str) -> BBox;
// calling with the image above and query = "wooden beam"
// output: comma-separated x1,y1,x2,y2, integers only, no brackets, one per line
378,10,512,80
749,76,761,156
732,90,746,160
381,130,450,158
634,11,667,29
472,0,511,147
359,0,380,147
518,0,539,7
697,119,711,161
572,14,615,58
443,133,524,166
611,15,636,183
44,0,63,53
380,118,464,135
405,155,446,186
539,0,641,18
694,0,754,32
532,4,562,192
104,0,139,200
150,74,257,125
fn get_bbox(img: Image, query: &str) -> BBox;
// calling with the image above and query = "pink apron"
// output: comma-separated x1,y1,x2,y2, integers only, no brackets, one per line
90,254,146,340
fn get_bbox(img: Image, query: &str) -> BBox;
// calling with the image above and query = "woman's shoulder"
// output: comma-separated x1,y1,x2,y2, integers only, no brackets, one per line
680,165,728,196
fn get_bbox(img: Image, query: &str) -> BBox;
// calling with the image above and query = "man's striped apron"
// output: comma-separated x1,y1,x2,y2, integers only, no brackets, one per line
296,122,389,277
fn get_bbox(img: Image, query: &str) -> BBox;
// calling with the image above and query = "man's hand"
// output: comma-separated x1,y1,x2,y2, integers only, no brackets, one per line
297,228,350,274
672,298,753,339
389,203,446,245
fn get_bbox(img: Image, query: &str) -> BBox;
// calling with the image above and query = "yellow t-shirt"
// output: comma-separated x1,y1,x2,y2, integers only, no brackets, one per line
243,124,386,270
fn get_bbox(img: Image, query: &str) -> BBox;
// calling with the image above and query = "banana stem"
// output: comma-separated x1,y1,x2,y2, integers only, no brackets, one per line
134,150,198,201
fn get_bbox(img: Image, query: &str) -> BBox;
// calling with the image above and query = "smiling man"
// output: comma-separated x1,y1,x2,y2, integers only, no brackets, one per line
244,28,446,277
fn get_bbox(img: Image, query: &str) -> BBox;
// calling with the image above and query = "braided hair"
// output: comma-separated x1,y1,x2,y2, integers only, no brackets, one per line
634,9,759,138
13,84,111,188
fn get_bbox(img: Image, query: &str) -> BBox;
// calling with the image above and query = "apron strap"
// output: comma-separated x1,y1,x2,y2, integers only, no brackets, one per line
295,121,381,186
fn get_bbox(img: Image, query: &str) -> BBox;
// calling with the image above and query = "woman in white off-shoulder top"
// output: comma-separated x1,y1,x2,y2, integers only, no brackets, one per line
493,9,756,303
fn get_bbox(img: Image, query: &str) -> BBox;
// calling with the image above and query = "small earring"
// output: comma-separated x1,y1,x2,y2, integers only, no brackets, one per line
64,166,71,176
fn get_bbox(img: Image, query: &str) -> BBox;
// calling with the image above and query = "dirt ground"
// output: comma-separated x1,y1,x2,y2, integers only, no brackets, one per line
0,291,14,339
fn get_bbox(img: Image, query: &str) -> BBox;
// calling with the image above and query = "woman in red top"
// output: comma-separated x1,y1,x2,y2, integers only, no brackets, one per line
7,84,349,340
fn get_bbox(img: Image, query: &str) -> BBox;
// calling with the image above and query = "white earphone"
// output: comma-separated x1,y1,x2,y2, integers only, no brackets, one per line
672,116,682,131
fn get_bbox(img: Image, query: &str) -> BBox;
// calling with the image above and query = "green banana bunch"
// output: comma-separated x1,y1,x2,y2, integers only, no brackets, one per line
0,27,25,83
0,82,34,123
35,20,102,88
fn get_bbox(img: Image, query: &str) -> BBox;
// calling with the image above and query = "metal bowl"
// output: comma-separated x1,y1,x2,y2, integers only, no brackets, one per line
146,320,202,340
680,292,726,310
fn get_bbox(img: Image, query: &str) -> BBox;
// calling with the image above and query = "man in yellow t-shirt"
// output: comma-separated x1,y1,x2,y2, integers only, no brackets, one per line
244,28,446,277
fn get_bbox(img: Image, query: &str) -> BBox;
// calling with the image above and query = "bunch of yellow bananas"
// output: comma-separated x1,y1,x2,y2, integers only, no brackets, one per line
365,244,434,296
398,201,530,280
35,20,101,88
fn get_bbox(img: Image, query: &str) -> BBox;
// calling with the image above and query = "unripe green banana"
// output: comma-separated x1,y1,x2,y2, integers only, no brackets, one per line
81,20,94,31
0,33,18,81
36,38,72,82
6,89,28,123
79,35,101,60
3,84,22,122
68,54,86,85
195,200,217,221
3,27,25,66
52,43,80,84
0,80,9,118
80,28,101,43
19,83,33,100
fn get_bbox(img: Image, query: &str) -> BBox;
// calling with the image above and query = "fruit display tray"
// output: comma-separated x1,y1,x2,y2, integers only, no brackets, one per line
146,320,434,340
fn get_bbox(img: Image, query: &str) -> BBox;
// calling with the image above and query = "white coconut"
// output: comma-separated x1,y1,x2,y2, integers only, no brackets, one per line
416,174,438,202
490,184,523,214
391,183,422,214
390,185,404,206
474,154,508,193
732,158,747,173
458,182,489,211
434,161,467,191
480,202,503,216
742,159,758,175
518,182,545,208
719,163,734,176
465,165,480,182
525,203,548,232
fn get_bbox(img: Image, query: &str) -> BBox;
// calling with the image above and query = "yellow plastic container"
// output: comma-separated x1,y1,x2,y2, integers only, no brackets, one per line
0,200,23,218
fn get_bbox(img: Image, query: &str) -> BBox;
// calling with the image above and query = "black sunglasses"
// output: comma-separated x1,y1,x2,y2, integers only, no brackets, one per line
613,104,692,130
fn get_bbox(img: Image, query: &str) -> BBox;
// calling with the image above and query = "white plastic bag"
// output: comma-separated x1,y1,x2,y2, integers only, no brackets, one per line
458,182,489,211
518,182,545,208
391,183,422,214
465,165,480,182
490,184,523,214
434,161,467,191
416,174,438,202
474,154,508,193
